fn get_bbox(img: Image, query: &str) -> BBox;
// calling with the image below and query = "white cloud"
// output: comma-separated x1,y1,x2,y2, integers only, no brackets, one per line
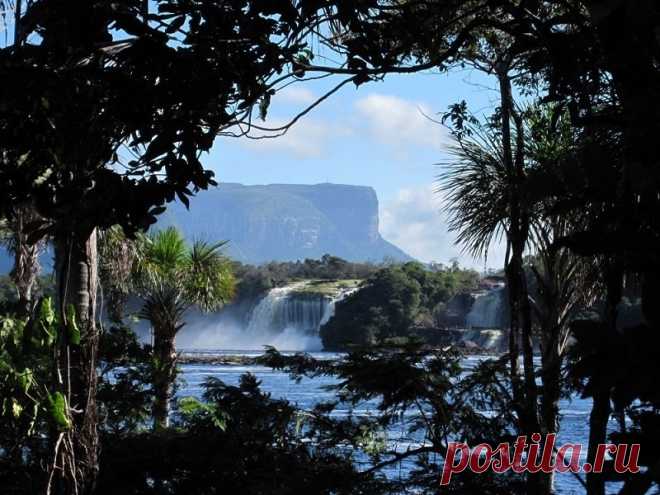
275,86,317,105
238,116,345,159
380,185,506,270
232,92,447,160
355,94,449,153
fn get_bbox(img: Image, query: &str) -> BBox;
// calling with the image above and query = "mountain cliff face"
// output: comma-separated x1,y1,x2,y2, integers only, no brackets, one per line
0,183,412,273
159,183,412,264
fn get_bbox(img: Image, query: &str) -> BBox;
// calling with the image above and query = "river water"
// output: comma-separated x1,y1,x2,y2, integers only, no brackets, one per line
177,350,621,494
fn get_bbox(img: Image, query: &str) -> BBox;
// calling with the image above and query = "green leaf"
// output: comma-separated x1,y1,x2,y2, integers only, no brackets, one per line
178,396,227,431
179,396,205,416
38,297,57,345
1,316,24,346
18,368,33,394
66,305,80,345
47,392,71,431
40,297,55,326
210,411,228,431
11,399,23,419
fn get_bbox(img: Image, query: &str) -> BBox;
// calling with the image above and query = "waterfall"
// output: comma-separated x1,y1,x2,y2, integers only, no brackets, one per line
243,283,351,351
176,283,357,351
246,286,332,335
465,287,505,329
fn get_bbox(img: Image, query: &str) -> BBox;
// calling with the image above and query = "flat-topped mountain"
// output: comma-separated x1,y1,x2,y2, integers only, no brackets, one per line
0,183,412,273
158,183,412,264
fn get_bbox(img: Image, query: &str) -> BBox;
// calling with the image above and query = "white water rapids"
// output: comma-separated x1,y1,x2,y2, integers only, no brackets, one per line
465,287,506,329
176,283,355,351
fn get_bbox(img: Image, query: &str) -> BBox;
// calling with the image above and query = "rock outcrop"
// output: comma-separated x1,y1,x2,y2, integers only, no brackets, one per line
158,183,412,264
0,183,412,273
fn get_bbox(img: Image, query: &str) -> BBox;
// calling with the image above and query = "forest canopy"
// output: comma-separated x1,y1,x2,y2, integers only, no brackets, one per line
0,1,659,495
321,262,479,350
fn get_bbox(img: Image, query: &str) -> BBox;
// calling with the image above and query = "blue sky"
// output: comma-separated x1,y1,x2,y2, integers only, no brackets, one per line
203,68,507,270
0,9,507,270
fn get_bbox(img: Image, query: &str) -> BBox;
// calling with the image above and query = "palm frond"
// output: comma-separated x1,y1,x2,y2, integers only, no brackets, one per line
148,227,187,269
98,225,137,295
133,227,187,290
131,229,236,314
436,129,510,260
184,239,236,312
138,287,187,338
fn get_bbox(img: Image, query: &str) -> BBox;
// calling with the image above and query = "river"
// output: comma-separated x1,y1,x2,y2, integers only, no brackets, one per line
176,350,622,494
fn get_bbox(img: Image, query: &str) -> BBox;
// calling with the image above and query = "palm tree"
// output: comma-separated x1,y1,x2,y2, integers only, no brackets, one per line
0,203,47,315
439,105,599,493
98,225,139,324
133,227,235,429
438,118,538,438
439,124,510,261
521,108,601,450
527,218,600,428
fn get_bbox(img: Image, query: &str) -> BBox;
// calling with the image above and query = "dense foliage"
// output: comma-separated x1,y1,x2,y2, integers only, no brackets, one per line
321,262,478,350
232,254,379,300
97,373,383,495
1,1,659,494
258,345,525,494
0,275,53,313
0,299,82,492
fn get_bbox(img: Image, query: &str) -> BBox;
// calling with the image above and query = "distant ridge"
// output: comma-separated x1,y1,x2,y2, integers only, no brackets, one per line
0,183,413,273
158,182,413,264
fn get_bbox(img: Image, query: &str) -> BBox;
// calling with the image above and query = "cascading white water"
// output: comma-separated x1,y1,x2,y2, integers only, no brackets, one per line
176,283,358,351
465,287,505,329
243,283,353,351
246,286,331,334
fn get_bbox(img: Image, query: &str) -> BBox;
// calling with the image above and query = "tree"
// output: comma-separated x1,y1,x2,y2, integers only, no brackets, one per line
321,266,421,350
439,104,545,484
439,103,608,493
132,227,235,429
0,1,336,489
97,373,383,495
432,29,550,493
259,344,525,493
0,0,46,318
98,225,140,325
0,203,46,316
519,107,600,479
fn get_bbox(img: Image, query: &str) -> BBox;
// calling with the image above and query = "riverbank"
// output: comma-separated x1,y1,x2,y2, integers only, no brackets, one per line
177,343,503,365
177,351,593,494
179,353,258,365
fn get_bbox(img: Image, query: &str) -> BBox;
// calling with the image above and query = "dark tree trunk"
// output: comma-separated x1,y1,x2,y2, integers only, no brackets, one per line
584,4,658,492
498,67,524,426
586,389,612,495
535,227,581,494
54,229,99,495
498,66,544,494
14,0,23,45
586,260,622,495
536,250,563,494
540,325,561,494
512,103,541,443
152,325,178,430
